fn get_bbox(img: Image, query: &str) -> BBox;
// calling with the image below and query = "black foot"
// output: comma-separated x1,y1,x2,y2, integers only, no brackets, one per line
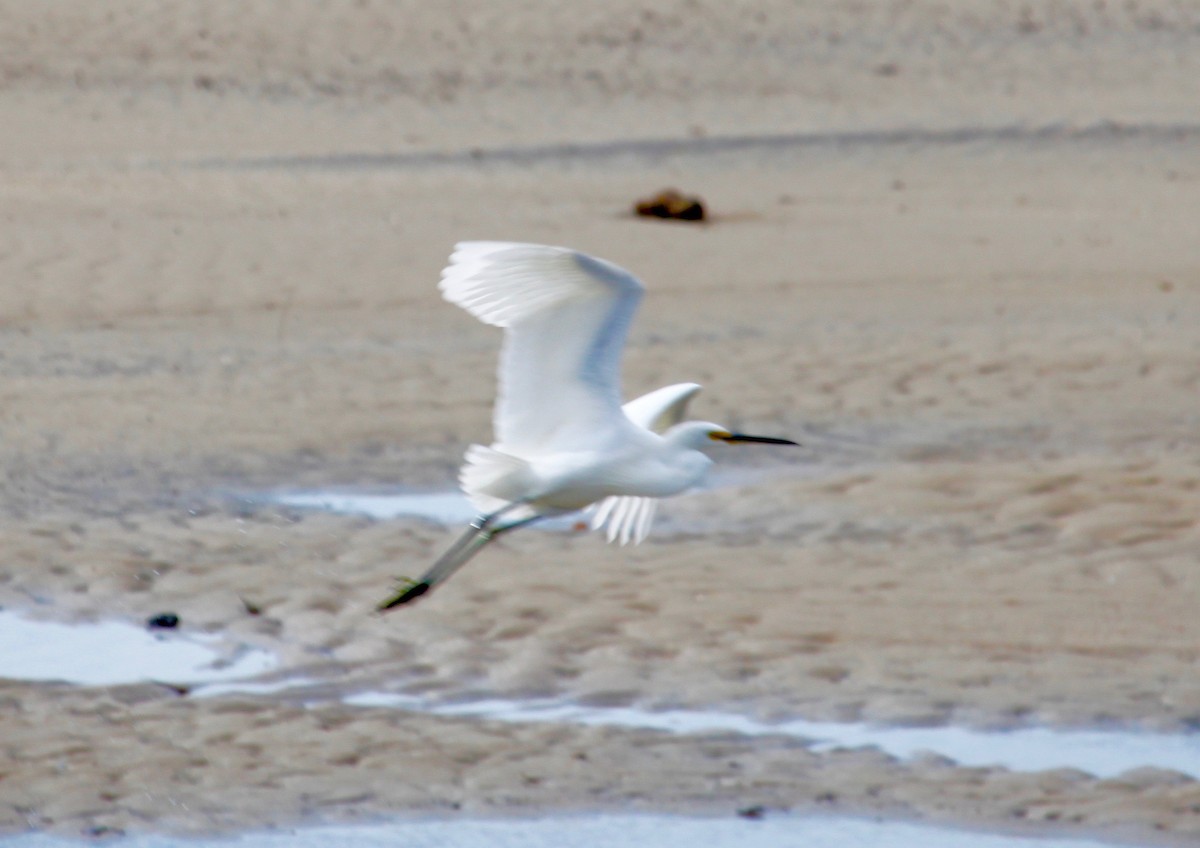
377,580,431,611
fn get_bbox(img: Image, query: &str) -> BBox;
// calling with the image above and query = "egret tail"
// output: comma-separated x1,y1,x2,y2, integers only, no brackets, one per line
377,508,543,610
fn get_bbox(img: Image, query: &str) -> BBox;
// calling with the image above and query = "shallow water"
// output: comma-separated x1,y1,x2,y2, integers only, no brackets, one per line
4,606,1198,780
5,602,1195,779
0,611,277,686
274,490,479,524
268,466,803,527
0,613,1185,847
0,813,1139,848
342,693,1200,780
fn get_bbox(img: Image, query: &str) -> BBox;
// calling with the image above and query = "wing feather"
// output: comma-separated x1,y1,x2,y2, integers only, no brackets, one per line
440,242,644,453
590,495,658,545
622,383,702,433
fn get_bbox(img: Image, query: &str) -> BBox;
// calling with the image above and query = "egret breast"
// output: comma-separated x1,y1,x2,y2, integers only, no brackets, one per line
529,447,711,510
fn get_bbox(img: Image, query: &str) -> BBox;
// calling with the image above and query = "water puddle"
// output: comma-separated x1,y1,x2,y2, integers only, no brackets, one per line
191,677,320,700
0,610,277,687
8,588,1194,784
0,813,1138,848
274,490,478,524
342,693,1200,780
268,465,808,528
0,612,1181,847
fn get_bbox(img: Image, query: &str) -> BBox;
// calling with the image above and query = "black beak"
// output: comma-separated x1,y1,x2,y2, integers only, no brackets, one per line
723,433,800,446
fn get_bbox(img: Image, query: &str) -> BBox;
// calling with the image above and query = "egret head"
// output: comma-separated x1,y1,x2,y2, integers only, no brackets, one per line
665,420,799,450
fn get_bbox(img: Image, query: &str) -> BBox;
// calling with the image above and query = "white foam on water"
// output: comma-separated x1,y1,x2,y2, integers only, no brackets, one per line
0,610,277,687
344,693,1200,779
0,814,1138,848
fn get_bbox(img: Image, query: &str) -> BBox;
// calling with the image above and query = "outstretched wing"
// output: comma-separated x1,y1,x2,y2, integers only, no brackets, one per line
440,241,644,454
621,382,702,434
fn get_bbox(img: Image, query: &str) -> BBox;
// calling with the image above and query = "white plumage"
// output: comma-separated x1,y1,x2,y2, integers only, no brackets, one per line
379,242,796,608
441,241,643,453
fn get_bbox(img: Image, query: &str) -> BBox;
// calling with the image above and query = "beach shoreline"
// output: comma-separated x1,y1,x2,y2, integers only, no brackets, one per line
2,2,1199,844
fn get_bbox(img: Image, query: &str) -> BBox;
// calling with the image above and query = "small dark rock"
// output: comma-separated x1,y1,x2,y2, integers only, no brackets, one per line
634,188,706,222
737,804,767,820
146,612,180,630
155,682,191,697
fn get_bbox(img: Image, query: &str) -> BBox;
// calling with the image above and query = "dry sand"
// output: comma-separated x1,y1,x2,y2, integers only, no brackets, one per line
2,1,1200,844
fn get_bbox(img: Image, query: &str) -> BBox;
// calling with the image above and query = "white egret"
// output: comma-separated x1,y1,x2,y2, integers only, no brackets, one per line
379,242,797,609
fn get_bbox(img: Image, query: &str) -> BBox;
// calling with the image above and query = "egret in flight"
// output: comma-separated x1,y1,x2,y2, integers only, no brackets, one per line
379,242,797,609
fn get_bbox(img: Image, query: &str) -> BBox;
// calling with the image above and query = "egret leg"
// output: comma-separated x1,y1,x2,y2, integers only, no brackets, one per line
377,504,542,610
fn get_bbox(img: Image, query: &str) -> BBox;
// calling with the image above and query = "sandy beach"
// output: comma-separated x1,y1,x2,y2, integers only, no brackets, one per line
2,1,1200,844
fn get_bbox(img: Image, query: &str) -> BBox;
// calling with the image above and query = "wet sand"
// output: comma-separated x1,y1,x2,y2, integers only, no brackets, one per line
2,1,1200,845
